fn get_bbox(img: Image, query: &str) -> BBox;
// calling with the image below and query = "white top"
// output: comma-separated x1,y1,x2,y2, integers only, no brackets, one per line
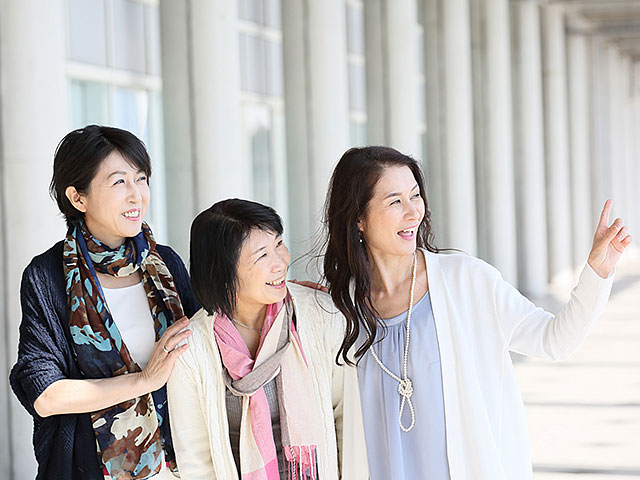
102,282,177,479
103,282,155,369
166,283,370,480
410,250,614,479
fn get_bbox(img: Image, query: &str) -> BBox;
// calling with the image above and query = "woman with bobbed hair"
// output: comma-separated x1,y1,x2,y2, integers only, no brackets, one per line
167,198,367,480
10,125,199,480
322,146,631,479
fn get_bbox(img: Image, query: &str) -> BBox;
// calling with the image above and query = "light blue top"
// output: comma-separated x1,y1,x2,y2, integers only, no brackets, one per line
357,292,451,480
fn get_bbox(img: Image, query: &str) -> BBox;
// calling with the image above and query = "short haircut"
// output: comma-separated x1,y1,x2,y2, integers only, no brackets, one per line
190,198,283,318
50,125,152,227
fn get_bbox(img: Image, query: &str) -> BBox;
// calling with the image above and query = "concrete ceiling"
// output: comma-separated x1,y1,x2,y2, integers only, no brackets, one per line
559,0,640,60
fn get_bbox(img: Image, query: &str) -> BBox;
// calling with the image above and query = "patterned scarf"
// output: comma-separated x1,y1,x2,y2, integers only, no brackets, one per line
214,292,323,480
63,221,185,480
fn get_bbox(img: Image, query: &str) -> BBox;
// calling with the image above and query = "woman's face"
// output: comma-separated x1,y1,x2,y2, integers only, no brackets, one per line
73,151,150,248
358,165,425,258
235,228,290,310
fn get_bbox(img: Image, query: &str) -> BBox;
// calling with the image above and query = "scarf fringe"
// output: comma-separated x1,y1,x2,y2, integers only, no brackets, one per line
286,445,317,480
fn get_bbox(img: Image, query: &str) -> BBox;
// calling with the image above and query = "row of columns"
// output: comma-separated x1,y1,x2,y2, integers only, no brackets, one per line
0,1,68,478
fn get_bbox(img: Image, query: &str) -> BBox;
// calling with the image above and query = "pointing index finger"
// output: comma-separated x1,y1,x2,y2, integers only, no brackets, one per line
599,199,613,230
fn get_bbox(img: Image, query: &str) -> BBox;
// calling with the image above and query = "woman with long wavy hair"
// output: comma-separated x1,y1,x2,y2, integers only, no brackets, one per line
322,146,631,479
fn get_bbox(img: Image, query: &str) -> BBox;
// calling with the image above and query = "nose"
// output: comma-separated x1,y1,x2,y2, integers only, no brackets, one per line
272,251,289,273
405,199,420,221
126,179,142,203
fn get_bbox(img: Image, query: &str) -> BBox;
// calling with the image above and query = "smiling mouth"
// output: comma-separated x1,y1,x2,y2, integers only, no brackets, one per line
398,226,418,236
266,277,286,286
122,209,140,219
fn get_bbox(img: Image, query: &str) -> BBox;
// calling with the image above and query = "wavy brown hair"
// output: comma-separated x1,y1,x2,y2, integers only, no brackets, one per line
323,146,440,365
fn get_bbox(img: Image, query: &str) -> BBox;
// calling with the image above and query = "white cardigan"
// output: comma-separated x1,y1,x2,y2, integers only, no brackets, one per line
420,250,613,479
167,283,369,480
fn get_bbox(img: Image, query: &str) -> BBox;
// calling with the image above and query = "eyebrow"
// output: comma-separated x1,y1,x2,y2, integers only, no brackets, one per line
106,169,145,180
382,183,419,200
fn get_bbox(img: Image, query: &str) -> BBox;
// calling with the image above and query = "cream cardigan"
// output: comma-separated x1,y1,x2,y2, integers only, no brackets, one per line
419,250,614,479
166,283,369,480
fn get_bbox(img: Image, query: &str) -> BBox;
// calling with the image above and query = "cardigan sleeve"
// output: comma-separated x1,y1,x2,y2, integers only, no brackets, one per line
10,261,71,417
495,263,614,361
167,354,218,479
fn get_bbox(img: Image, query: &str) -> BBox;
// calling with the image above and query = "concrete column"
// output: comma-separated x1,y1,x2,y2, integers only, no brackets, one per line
422,0,444,238
281,0,350,272
566,22,594,267
541,4,573,283
471,0,518,284
364,0,421,155
421,0,477,255
633,63,640,237
607,47,625,221
0,1,68,478
589,36,611,223
620,55,634,233
160,0,248,259
510,0,548,297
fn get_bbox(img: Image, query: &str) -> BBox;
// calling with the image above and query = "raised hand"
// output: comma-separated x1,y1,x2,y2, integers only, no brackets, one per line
587,200,632,279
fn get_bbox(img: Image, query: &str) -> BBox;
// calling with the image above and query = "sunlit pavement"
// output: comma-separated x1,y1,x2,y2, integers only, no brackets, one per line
514,250,640,479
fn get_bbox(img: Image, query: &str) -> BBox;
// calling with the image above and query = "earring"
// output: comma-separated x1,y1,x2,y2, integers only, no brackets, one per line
358,231,364,244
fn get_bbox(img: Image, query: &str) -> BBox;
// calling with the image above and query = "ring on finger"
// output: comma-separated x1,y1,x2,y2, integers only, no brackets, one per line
162,345,171,354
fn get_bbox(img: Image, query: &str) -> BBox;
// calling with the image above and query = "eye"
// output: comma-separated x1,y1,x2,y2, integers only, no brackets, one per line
389,199,401,206
412,192,421,199
136,175,147,182
112,179,124,186
276,239,284,247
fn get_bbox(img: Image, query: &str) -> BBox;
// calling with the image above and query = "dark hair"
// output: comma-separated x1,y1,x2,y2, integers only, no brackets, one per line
190,198,284,318
323,146,439,365
50,125,152,227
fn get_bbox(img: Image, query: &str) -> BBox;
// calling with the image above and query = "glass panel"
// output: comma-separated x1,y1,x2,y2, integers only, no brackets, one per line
346,4,365,55
243,104,273,205
113,86,150,145
349,120,367,147
264,0,281,28
417,81,426,125
348,62,367,113
69,80,110,129
238,0,264,24
240,33,267,94
416,28,425,75
67,0,107,65
113,0,146,73
265,39,284,97
146,6,162,75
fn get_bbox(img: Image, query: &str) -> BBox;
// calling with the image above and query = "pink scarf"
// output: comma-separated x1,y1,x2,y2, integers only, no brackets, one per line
214,292,323,479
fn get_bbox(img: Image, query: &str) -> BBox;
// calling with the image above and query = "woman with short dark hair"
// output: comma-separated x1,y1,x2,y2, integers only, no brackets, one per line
10,125,199,480
322,146,631,479
167,198,368,479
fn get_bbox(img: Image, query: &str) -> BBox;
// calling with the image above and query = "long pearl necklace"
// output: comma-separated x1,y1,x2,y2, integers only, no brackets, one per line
369,251,417,432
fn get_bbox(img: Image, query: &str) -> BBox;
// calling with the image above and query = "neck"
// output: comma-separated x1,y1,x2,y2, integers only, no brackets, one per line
368,249,416,296
233,301,267,330
84,222,125,250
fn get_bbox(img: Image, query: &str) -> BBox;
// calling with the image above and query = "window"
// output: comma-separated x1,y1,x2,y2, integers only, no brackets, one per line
346,0,367,146
238,0,289,225
66,0,167,241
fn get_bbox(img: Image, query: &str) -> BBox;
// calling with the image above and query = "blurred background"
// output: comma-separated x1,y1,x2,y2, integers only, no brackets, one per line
0,0,638,478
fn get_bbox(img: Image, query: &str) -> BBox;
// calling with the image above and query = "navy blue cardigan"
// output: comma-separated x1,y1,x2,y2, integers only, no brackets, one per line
9,241,199,480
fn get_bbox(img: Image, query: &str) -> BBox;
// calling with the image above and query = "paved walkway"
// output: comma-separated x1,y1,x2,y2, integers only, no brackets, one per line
515,251,640,480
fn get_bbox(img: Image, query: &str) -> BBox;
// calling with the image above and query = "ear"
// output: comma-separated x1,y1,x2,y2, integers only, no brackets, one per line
65,186,87,213
357,218,364,233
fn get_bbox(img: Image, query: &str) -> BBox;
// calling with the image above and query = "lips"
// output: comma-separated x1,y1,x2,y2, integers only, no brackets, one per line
398,224,418,238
